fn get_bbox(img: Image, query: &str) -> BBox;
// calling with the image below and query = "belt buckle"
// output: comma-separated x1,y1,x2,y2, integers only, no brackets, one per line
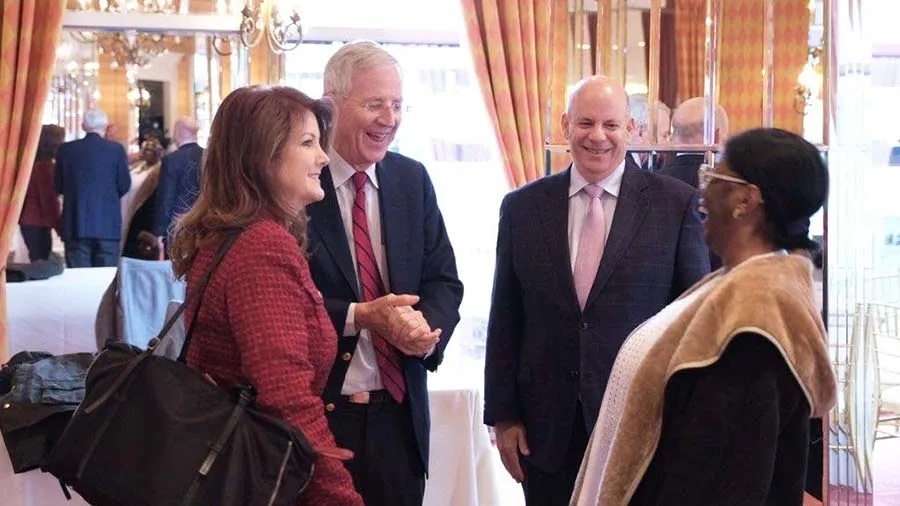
348,391,371,404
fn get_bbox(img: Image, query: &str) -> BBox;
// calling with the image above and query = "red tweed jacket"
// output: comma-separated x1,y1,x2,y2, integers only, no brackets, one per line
184,218,362,506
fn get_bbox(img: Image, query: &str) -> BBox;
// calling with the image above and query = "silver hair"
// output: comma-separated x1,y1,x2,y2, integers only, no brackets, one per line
629,93,649,126
323,40,400,99
628,93,670,128
82,109,109,134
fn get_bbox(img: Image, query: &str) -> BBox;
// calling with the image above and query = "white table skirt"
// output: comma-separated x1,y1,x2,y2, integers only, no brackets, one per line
3,267,518,505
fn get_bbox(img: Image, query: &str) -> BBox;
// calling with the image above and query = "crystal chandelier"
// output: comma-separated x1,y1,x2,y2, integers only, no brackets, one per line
72,0,178,69
127,85,152,110
75,0,178,13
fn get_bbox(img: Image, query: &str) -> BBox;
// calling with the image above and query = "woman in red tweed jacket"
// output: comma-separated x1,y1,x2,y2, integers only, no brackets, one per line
169,85,363,505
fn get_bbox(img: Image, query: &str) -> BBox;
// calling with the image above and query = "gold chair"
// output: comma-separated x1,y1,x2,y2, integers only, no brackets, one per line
865,301,900,439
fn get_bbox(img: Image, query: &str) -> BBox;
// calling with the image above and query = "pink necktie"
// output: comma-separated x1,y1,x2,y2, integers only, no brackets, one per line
351,172,406,403
574,184,607,310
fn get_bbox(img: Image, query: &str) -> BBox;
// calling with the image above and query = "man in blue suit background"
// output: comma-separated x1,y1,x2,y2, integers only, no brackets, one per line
152,117,203,255
54,109,130,267
484,75,710,505
306,41,463,506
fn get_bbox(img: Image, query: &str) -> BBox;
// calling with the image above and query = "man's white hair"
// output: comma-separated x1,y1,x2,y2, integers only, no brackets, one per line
323,40,400,99
82,109,109,134
629,93,650,126
628,93,671,128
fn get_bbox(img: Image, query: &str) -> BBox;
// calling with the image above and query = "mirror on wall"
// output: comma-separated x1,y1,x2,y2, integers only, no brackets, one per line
48,29,251,153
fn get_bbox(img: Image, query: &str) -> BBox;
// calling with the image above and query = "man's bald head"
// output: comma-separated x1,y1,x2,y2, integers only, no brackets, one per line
671,97,729,145
173,117,199,146
566,75,630,116
562,75,634,183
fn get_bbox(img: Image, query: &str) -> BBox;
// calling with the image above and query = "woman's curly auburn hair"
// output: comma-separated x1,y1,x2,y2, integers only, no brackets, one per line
169,85,332,279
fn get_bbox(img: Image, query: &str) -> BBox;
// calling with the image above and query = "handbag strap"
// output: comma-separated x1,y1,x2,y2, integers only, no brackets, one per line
85,234,241,415
149,232,241,357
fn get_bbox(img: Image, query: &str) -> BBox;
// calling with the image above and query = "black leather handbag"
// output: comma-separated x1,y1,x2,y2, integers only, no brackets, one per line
42,234,317,506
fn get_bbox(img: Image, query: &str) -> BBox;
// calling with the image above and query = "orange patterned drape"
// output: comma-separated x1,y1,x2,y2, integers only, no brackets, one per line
0,0,66,362
718,0,809,134
462,0,568,188
674,0,705,103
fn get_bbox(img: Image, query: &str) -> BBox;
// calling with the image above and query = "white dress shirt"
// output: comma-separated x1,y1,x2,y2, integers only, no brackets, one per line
328,150,387,394
567,160,625,271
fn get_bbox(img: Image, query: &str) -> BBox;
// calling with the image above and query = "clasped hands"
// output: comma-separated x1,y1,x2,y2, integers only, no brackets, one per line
355,294,441,356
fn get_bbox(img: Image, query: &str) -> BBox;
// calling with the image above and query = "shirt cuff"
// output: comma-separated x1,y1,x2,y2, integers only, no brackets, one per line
343,303,358,336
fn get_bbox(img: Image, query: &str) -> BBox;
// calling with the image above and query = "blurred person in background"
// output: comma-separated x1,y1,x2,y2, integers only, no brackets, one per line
154,117,203,257
19,124,65,262
55,109,130,268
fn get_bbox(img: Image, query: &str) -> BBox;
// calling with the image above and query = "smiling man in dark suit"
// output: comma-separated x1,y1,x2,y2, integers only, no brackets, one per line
484,75,710,505
305,41,463,506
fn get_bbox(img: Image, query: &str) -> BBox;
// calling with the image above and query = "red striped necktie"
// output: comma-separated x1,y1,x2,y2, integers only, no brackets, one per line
351,171,406,403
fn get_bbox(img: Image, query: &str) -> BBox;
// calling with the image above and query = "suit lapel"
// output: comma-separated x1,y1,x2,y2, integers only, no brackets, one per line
309,167,360,299
539,167,581,312
375,160,410,294
584,166,649,309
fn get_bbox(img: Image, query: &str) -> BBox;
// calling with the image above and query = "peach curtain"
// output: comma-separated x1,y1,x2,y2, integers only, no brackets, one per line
0,0,66,362
674,0,705,103
462,0,568,188
718,0,809,134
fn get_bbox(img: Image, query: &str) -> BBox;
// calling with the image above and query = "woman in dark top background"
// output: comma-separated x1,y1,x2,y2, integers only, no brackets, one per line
571,128,837,506
19,124,65,261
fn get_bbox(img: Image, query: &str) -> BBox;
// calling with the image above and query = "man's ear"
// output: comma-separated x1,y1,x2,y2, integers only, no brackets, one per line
625,117,636,143
561,113,571,141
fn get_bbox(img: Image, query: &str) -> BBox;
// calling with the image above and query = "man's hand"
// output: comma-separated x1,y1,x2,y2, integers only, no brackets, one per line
388,307,441,356
495,421,530,483
355,293,420,338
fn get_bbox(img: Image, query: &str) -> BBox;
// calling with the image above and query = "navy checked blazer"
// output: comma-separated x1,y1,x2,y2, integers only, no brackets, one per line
484,164,711,473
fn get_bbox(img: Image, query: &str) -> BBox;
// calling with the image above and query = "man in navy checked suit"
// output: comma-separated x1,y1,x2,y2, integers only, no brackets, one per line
54,109,130,267
484,75,710,505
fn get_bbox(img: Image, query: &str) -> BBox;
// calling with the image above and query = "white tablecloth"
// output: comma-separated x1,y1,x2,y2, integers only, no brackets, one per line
2,267,518,506
6,267,117,357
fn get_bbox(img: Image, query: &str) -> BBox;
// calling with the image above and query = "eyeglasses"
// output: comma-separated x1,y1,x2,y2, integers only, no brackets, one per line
697,163,760,195
351,98,403,115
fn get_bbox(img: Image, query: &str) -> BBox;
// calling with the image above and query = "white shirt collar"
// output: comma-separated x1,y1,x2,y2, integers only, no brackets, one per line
328,149,379,189
568,159,626,199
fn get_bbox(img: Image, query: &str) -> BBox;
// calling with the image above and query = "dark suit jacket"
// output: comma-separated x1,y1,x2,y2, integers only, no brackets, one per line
54,133,130,241
625,152,643,172
306,151,464,472
657,153,704,188
484,164,710,472
658,153,722,269
153,142,203,237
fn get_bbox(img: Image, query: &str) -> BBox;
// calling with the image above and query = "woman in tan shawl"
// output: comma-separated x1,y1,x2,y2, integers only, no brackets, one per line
570,128,837,506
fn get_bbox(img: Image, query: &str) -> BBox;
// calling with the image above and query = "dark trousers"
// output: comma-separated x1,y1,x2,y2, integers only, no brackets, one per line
327,391,425,506
522,403,590,506
65,239,119,268
20,226,52,262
